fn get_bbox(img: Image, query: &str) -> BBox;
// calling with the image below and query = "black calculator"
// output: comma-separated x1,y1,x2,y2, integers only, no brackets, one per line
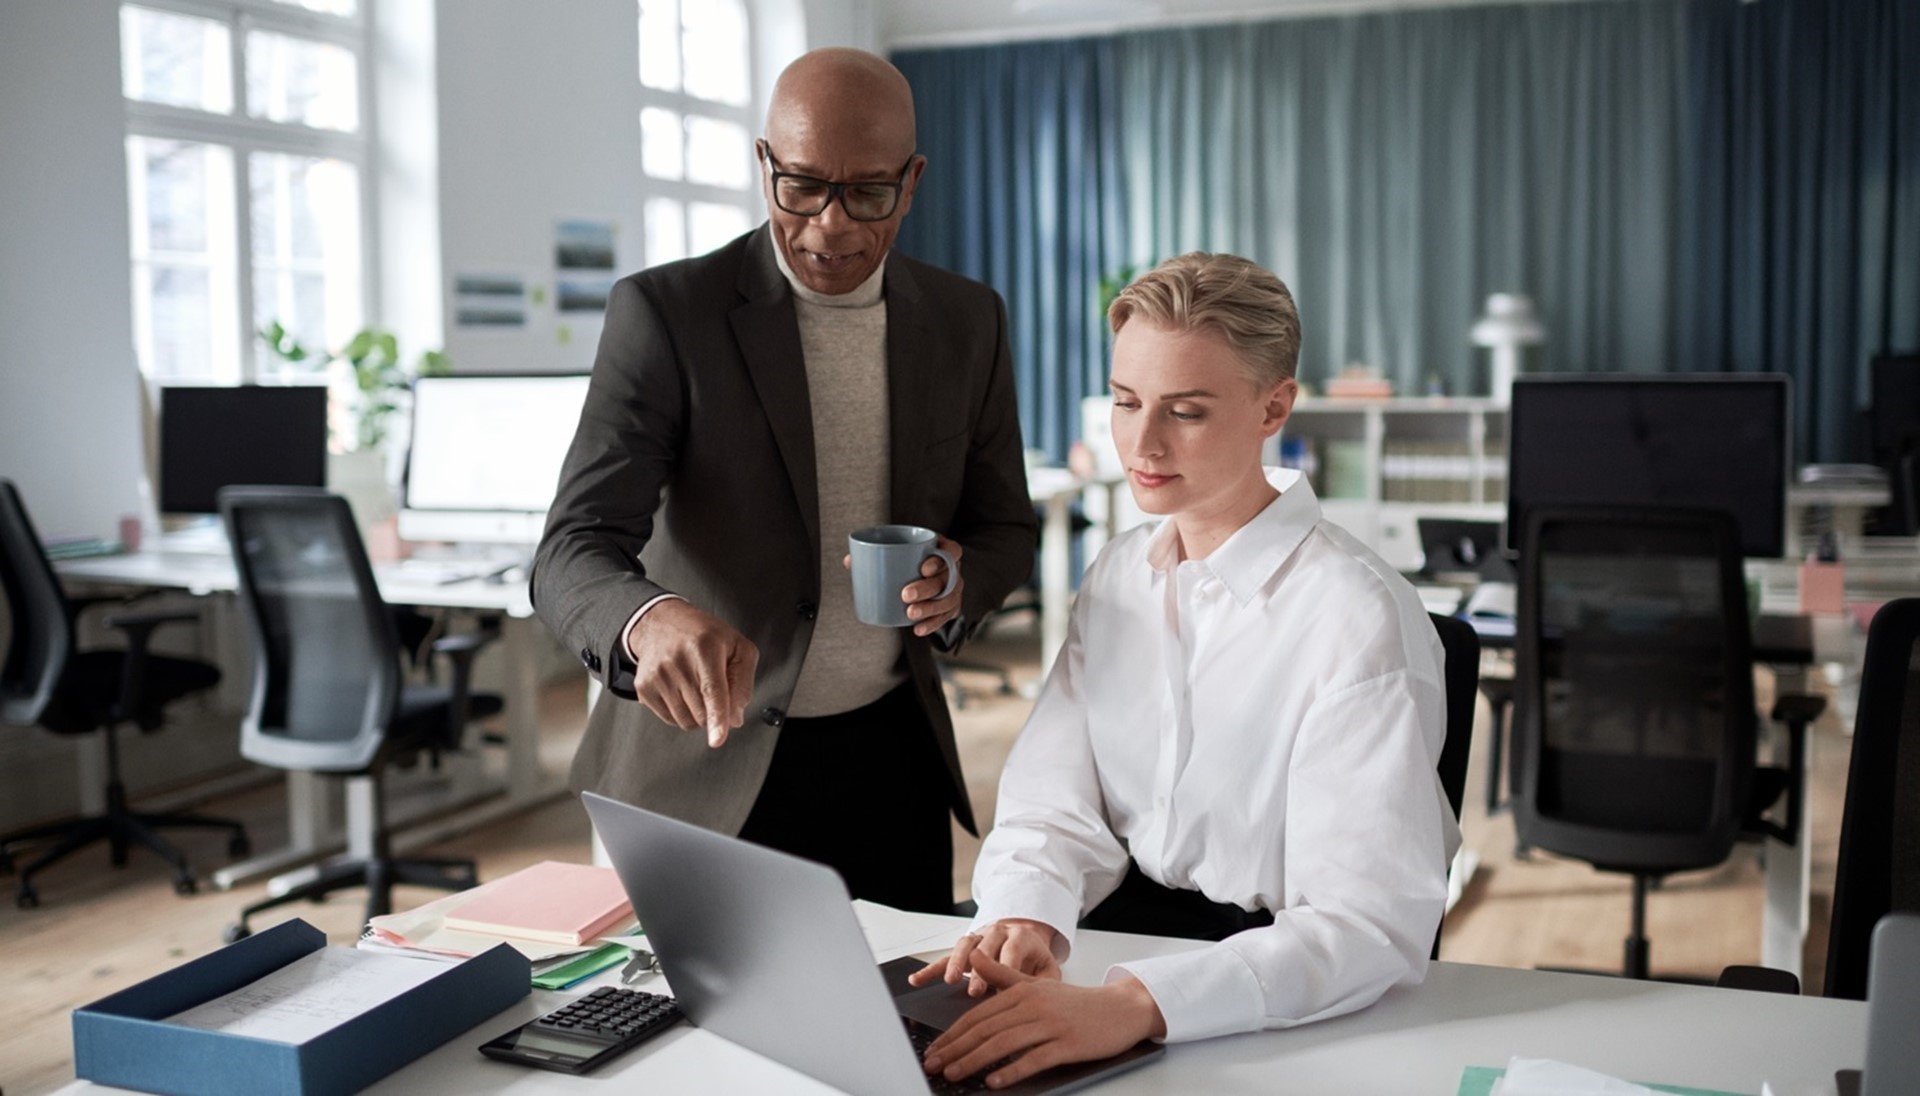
479,985,685,1074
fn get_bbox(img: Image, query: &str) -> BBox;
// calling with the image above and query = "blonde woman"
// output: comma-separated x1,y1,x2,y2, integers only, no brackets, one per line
911,253,1460,1089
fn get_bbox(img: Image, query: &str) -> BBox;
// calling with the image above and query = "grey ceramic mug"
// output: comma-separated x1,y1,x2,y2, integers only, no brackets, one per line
848,524,958,628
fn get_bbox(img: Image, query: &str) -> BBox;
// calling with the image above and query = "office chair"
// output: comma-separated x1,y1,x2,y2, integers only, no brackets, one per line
218,487,502,940
1511,506,1823,980
1723,597,1919,999
0,479,248,908
1825,598,1920,1000
1428,612,1479,959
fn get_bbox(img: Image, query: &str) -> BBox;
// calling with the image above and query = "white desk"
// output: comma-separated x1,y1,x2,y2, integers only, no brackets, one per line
57,907,1866,1095
53,550,563,889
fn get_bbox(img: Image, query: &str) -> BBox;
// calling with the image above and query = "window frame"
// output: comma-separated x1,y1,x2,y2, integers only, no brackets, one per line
636,0,761,267
122,0,378,384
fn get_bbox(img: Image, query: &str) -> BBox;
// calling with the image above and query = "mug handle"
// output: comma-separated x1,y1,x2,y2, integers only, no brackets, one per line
929,547,960,601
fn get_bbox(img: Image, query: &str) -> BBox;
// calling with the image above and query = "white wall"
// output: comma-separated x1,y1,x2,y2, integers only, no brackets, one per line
433,0,867,376
0,0,150,542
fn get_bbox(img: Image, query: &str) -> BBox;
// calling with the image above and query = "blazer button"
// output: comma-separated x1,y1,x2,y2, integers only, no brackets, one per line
761,707,786,727
795,601,817,621
579,648,601,672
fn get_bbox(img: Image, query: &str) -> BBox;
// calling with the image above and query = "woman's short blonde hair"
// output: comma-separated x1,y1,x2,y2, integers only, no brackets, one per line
1107,252,1302,388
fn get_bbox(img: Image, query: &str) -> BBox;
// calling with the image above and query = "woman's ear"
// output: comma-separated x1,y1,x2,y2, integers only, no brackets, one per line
1261,379,1298,438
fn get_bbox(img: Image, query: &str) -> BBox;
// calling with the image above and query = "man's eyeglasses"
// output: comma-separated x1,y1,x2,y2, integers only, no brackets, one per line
761,147,916,222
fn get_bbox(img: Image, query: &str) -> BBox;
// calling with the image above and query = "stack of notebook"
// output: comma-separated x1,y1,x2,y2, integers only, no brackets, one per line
364,861,641,988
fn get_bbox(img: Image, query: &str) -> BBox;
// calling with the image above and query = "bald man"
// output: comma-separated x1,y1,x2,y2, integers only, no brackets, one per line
533,49,1037,912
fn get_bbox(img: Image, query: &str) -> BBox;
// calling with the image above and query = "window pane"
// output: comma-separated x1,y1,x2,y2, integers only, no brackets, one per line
686,116,752,189
645,197,686,267
688,202,751,256
250,151,362,375
127,137,238,382
268,0,358,15
245,30,359,132
638,0,680,92
641,107,685,181
682,0,750,107
121,6,232,113
138,265,215,381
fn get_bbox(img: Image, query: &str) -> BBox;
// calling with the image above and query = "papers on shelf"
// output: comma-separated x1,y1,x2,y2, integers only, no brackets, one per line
166,947,446,1044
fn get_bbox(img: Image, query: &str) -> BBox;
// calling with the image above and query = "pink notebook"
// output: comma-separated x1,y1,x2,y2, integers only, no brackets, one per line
443,861,634,946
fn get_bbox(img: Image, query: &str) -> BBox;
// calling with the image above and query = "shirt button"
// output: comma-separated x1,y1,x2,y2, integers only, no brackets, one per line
761,707,786,727
795,600,817,620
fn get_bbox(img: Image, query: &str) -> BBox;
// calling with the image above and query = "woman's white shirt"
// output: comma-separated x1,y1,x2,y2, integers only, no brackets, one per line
969,467,1462,1042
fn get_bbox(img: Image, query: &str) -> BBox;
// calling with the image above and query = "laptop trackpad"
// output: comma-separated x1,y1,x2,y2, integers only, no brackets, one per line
880,956,984,1030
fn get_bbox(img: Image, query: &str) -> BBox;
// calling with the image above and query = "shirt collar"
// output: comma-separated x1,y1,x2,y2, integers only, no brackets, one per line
771,238,887,307
1145,467,1322,606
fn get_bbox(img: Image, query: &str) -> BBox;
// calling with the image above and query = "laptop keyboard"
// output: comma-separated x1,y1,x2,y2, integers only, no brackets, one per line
904,1016,1003,1095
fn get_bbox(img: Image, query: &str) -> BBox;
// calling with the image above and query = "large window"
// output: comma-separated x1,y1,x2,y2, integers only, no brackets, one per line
122,0,369,383
637,0,758,268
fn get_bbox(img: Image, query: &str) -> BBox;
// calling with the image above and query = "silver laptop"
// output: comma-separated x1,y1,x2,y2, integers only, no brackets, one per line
582,791,1163,1096
1861,912,1920,1096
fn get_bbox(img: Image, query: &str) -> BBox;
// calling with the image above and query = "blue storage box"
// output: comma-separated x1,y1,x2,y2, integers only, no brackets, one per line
73,919,528,1096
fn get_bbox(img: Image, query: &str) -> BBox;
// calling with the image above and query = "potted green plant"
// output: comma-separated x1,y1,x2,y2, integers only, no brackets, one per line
259,323,449,536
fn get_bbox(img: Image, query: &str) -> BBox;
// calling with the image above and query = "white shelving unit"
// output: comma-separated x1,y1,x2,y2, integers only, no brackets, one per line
1274,397,1508,571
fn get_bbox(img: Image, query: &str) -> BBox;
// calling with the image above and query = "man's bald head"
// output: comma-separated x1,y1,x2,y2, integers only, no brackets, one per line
757,48,926,295
765,48,916,164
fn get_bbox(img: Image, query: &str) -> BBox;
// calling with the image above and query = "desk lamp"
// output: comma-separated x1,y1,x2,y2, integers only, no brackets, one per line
1471,293,1545,404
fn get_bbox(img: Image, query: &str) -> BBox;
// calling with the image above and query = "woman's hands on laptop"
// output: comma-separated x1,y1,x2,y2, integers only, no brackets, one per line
907,918,1060,995
917,951,1167,1089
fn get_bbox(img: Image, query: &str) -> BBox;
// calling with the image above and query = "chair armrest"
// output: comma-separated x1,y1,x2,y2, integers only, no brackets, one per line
430,631,498,657
101,608,203,726
1715,964,1801,995
102,607,202,636
429,628,499,746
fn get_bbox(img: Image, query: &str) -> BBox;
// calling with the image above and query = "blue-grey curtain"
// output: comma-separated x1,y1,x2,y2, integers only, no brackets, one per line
894,0,1920,463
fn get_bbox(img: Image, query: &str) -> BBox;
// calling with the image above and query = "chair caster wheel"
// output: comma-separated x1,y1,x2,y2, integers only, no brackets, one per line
17,888,39,910
174,874,198,896
223,923,251,944
229,835,252,859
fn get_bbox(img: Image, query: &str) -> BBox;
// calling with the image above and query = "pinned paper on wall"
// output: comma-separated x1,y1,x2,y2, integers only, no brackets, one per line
555,218,617,271
452,273,528,328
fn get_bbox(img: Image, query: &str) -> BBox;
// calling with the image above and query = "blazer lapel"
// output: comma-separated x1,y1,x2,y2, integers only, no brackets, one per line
729,229,821,560
885,258,935,524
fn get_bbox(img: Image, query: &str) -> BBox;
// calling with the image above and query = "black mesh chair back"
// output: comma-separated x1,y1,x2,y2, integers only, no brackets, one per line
1427,612,1478,960
1514,506,1754,875
1826,598,1920,1000
0,479,74,727
221,487,401,774
1429,612,1478,822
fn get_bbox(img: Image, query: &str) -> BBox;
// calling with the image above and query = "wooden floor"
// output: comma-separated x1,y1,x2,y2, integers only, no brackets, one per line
0,625,1851,1095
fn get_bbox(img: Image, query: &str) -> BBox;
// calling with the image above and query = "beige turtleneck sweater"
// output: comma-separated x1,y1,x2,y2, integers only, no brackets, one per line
773,246,906,717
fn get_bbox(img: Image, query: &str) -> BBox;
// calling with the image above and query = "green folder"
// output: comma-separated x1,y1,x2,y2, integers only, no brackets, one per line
530,943,631,990
1458,1065,1750,1096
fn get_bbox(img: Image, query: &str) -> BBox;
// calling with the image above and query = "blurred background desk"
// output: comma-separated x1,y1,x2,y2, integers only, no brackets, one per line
54,548,564,890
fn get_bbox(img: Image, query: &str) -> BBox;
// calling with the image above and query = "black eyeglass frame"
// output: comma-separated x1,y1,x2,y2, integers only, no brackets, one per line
759,145,919,222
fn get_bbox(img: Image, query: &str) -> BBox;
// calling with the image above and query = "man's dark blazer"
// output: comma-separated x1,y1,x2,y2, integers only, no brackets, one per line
531,226,1037,837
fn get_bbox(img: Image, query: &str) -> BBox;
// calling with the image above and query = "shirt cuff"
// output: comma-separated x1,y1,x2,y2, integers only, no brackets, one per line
1109,945,1267,1043
969,872,1085,961
621,593,685,661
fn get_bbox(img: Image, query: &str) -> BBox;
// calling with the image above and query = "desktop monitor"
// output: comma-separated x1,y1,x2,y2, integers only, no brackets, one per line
1506,373,1791,559
399,374,591,544
158,385,329,515
1869,353,1920,460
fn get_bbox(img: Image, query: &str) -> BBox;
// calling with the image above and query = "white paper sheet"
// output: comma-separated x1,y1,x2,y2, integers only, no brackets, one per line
1491,1058,1656,1096
166,948,447,1043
